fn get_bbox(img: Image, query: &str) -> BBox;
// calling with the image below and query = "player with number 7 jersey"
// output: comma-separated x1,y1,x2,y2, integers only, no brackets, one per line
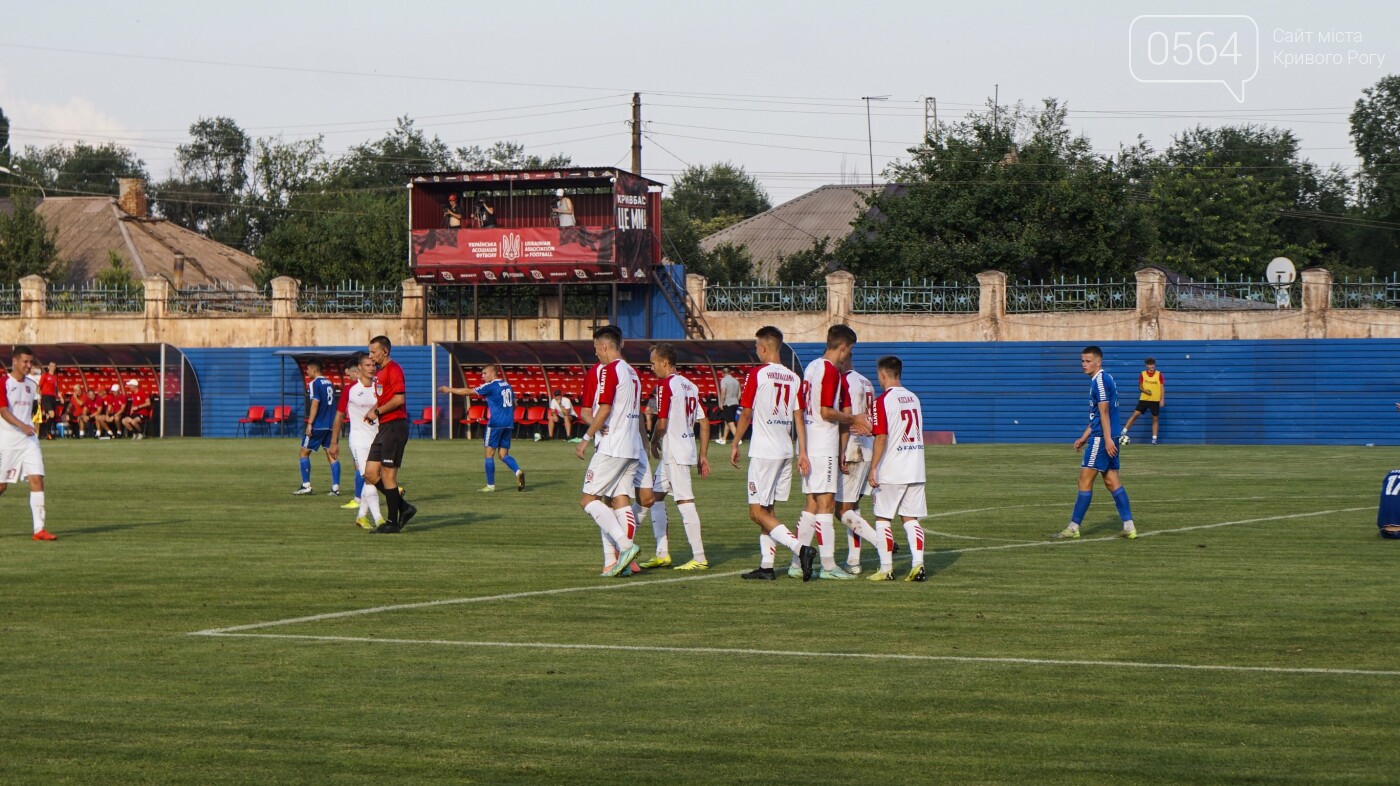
868,355,927,581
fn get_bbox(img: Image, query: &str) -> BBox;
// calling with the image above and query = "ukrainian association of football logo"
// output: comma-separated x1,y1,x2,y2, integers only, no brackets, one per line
501,232,522,262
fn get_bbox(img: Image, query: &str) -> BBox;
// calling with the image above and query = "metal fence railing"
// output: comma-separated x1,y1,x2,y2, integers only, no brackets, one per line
0,284,18,315
705,282,827,312
1166,279,1301,311
1006,278,1136,313
169,285,273,314
853,281,980,314
45,283,144,313
1331,276,1400,309
297,281,401,315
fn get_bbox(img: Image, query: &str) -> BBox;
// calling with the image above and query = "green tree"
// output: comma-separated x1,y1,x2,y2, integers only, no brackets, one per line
456,140,571,170
155,116,253,249
839,99,1155,283
661,162,771,280
13,141,147,197
1350,75,1400,275
254,190,406,287
774,237,835,283
244,134,328,250
0,194,61,284
329,116,453,189
95,250,136,288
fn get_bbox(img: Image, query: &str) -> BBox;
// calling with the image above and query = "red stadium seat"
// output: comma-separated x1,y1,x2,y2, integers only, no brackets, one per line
238,405,266,437
264,405,292,436
412,406,434,438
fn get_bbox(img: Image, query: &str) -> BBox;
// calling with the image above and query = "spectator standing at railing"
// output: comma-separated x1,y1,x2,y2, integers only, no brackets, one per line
293,359,342,497
443,194,463,229
551,188,575,227
38,362,60,441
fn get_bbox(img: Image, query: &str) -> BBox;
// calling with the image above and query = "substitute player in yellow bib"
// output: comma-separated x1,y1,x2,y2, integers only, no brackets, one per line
1119,357,1164,445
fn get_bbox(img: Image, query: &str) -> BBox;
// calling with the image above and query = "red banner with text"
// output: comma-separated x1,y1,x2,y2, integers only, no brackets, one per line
411,227,651,284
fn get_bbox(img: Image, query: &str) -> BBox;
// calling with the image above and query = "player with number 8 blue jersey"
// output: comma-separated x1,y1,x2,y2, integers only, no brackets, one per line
1054,346,1137,541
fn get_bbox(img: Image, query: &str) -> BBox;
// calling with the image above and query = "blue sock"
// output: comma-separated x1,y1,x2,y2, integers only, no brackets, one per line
299,456,311,485
1111,487,1134,523
354,470,364,499
485,458,496,486
330,460,341,488
501,455,521,473
1070,491,1092,525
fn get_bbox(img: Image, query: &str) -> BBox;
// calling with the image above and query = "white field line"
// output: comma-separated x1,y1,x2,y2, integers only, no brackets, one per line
191,633,1400,678
189,506,1370,637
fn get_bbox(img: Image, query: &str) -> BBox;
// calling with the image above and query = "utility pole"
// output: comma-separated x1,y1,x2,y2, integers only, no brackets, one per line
631,92,643,176
993,84,999,139
924,97,938,141
861,95,889,190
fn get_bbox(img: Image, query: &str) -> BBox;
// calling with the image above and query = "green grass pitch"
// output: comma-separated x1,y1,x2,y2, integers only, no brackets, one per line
2,438,1399,785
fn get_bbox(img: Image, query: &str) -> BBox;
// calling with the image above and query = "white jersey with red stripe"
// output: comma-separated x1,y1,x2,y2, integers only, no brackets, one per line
801,357,847,458
871,385,926,484
740,362,803,460
844,369,875,460
343,380,380,444
658,373,701,466
593,358,644,459
0,374,37,448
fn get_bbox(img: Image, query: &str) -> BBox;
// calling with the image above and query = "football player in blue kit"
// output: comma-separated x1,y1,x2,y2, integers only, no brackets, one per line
1054,346,1137,540
294,359,342,496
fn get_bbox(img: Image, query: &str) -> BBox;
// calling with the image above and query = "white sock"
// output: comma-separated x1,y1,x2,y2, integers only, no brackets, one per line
633,502,646,527
759,533,776,568
846,527,862,567
651,501,669,558
602,531,619,568
791,511,817,569
816,513,837,570
363,484,382,522
677,501,705,563
769,524,801,555
875,520,894,569
584,500,624,546
1123,519,1136,531
30,491,45,533
611,506,637,550
842,509,881,543
903,520,925,567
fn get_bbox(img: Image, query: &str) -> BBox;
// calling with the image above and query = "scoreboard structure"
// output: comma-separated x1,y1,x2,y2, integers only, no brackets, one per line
408,167,663,285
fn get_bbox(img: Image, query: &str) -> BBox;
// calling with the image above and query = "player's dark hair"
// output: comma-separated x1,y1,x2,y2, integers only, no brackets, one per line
370,335,393,354
1081,345,1103,359
350,351,369,367
593,325,622,347
825,324,857,350
755,325,784,346
651,342,678,366
306,358,323,372
1145,357,1156,365
12,345,34,358
876,355,902,380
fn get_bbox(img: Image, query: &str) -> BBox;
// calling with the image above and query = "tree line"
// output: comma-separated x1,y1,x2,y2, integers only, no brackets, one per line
5,74,1400,288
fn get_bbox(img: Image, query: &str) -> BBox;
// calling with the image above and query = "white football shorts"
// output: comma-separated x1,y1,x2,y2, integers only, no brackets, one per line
747,457,792,506
873,482,928,520
0,437,45,484
801,453,839,495
583,453,640,499
836,459,871,504
658,458,695,500
633,452,664,493
349,438,373,474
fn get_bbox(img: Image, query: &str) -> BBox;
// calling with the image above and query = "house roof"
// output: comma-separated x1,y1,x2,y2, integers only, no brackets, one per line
33,197,260,288
696,184,881,280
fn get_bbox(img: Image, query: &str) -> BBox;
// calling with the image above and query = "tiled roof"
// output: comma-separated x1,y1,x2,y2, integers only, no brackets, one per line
34,197,260,287
697,184,877,279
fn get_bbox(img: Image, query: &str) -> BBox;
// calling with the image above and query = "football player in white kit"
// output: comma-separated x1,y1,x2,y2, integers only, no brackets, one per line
731,326,818,581
0,347,56,541
647,343,712,570
837,355,883,574
868,355,928,582
330,352,384,530
575,326,644,577
787,325,876,580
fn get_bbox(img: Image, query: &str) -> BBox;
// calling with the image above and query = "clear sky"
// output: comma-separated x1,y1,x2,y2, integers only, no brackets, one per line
1,0,1395,204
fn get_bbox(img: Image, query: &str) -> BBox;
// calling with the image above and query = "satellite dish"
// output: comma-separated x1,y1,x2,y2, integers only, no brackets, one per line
1266,257,1297,284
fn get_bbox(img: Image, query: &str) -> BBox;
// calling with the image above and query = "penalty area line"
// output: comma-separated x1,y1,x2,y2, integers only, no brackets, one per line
190,632,1400,678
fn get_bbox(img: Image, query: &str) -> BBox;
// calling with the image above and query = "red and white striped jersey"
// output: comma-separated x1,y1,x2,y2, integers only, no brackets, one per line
844,369,875,459
0,374,36,448
740,362,804,460
871,385,926,484
593,358,644,459
802,357,848,459
657,373,701,465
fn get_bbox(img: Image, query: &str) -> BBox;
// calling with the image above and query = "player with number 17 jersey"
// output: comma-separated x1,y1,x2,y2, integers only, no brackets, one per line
801,356,847,494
